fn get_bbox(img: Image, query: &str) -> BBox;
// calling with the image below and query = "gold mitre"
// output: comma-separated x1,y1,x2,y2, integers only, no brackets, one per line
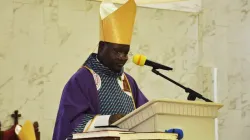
99,0,136,45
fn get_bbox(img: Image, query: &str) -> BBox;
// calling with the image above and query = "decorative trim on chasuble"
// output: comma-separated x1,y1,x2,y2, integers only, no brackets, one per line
81,66,136,109
84,115,99,132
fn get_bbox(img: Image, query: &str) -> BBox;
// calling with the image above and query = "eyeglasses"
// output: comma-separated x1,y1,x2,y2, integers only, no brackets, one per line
110,48,130,59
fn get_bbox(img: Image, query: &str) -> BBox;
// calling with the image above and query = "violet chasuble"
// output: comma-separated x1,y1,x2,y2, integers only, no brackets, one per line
52,53,148,140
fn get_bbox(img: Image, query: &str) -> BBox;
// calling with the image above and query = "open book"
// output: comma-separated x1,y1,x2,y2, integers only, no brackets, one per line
72,126,129,139
119,132,178,140
72,126,177,140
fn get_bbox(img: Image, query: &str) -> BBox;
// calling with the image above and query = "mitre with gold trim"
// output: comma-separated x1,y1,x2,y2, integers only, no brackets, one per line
99,0,136,45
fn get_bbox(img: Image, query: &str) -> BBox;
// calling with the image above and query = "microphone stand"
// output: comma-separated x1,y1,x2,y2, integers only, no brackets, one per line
151,69,213,102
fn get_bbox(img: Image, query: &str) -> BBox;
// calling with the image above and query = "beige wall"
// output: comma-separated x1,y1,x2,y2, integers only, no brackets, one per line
200,0,250,139
0,0,249,140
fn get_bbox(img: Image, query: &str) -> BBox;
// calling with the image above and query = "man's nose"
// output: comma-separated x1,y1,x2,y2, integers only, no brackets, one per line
117,52,128,60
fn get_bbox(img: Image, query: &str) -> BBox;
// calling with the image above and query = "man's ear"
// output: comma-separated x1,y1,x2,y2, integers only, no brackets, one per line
98,41,105,54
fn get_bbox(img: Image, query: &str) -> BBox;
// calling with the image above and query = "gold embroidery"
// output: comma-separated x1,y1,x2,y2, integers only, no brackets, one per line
84,115,99,132
124,74,136,109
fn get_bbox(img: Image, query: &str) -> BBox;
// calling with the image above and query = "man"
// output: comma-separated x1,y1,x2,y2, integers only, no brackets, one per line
52,0,148,139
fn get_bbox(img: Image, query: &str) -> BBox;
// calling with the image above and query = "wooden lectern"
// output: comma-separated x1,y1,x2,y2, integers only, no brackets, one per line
113,99,223,140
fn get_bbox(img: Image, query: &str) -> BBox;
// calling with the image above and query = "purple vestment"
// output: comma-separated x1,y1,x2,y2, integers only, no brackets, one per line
52,67,148,140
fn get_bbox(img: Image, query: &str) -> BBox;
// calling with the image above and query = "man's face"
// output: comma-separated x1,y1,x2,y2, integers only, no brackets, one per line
98,42,130,72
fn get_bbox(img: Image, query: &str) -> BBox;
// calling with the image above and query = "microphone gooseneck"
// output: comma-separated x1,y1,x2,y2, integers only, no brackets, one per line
132,54,213,102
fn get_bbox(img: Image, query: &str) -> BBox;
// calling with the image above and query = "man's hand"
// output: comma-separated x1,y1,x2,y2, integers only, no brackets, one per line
109,114,125,125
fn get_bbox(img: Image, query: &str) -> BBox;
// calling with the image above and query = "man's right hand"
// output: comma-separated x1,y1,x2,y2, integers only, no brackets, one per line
109,114,125,125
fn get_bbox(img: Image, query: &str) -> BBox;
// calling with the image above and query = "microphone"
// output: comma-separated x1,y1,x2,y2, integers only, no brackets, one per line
133,54,173,71
165,128,184,140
